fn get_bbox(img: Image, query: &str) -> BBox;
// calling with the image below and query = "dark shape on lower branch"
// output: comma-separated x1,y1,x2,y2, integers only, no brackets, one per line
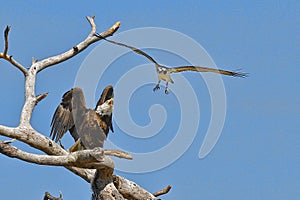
50,86,114,150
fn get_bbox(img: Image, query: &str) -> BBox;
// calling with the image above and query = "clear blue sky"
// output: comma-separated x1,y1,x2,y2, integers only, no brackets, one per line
0,1,299,199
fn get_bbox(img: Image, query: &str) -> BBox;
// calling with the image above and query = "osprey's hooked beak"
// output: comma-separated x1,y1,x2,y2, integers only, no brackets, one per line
96,98,114,116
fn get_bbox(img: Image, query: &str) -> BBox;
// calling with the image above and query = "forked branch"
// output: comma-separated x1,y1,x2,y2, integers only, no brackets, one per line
0,141,133,169
0,122,95,182
35,16,120,72
0,25,28,75
0,16,171,199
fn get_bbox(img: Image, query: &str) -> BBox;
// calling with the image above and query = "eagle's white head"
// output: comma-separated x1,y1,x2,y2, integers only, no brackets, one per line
95,98,114,116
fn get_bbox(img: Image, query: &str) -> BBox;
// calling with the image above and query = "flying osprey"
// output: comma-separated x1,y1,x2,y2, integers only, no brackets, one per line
94,33,247,94
50,86,114,151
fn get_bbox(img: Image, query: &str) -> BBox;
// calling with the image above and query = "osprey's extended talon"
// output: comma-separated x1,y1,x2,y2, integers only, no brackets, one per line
153,84,160,92
165,88,170,94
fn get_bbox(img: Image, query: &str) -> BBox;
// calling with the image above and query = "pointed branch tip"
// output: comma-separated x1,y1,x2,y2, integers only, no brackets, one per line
32,57,37,64
105,21,121,37
3,25,11,55
4,25,11,36
104,149,133,160
153,185,172,197
36,92,49,105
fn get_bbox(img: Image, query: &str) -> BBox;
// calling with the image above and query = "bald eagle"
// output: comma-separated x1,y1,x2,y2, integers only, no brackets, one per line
50,86,114,150
94,33,247,94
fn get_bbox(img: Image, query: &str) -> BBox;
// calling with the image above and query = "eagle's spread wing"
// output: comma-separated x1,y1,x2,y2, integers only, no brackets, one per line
51,86,114,149
77,110,107,149
95,85,114,134
96,85,114,106
50,88,86,142
103,38,159,66
170,66,247,77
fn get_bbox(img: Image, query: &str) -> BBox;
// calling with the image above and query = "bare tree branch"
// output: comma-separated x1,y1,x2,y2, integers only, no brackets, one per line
0,141,123,169
0,125,66,155
104,149,133,160
36,92,48,105
0,126,134,186
3,25,10,55
0,26,28,75
35,16,120,72
113,175,158,200
92,182,125,200
43,192,63,200
92,169,120,200
153,185,172,197
32,57,37,64
16,16,120,127
0,125,94,182
0,16,171,200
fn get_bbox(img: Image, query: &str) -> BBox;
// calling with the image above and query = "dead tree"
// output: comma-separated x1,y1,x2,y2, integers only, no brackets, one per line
0,16,170,200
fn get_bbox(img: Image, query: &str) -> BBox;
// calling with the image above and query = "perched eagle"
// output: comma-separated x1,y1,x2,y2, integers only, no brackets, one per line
50,86,114,150
94,33,247,94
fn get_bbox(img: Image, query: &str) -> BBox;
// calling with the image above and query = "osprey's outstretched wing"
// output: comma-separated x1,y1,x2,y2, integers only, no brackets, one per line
50,88,86,142
95,85,114,134
101,37,159,66
170,66,247,78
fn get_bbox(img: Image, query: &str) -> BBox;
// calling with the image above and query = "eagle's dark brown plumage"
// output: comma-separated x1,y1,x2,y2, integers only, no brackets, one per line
50,86,114,149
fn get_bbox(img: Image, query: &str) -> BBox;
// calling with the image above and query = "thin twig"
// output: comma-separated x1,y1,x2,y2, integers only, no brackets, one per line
104,149,133,159
43,192,63,200
153,185,172,197
0,26,28,75
36,92,48,105
3,25,10,55
32,57,37,64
